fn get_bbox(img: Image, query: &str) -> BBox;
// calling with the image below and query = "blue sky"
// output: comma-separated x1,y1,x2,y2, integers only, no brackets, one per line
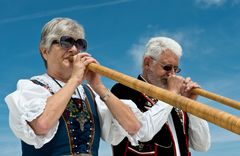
1,0,240,155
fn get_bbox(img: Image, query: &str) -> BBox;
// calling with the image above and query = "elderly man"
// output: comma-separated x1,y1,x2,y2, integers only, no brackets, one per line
111,37,211,156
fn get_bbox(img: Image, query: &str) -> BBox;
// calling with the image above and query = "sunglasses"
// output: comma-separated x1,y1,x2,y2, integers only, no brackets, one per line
151,57,181,73
52,36,87,52
159,62,181,73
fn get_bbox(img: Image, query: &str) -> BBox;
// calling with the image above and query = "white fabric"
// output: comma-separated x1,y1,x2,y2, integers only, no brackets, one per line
5,73,210,153
188,113,211,151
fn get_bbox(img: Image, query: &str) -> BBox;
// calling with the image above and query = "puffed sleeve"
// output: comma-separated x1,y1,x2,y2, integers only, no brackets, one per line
95,95,126,145
5,80,59,148
132,100,173,142
95,95,173,146
188,113,211,151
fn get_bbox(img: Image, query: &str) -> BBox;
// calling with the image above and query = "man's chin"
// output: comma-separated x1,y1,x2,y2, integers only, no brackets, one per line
157,84,167,89
159,79,167,88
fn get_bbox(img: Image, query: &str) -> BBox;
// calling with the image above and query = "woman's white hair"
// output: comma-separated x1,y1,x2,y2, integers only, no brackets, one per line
144,37,182,59
40,17,85,51
39,17,85,68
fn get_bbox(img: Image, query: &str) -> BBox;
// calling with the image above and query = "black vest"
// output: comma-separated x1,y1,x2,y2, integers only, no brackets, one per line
111,75,190,156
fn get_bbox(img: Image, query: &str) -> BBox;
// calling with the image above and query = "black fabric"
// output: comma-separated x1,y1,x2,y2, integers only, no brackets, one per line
21,80,70,156
21,117,70,156
171,109,189,156
111,75,189,156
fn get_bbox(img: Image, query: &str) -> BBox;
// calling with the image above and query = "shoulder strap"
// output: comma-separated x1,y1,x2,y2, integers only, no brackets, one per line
82,84,102,121
82,84,96,106
31,79,54,94
82,84,101,154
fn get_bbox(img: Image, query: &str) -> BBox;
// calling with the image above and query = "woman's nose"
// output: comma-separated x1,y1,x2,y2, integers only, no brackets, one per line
68,45,79,54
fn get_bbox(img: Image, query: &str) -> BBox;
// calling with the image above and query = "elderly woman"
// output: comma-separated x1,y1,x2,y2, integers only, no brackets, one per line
5,18,179,156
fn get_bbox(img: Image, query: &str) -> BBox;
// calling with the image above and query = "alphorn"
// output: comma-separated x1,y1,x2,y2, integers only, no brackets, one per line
87,63,240,135
192,88,240,110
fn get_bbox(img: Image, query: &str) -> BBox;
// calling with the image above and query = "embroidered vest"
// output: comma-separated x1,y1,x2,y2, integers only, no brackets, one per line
21,80,100,156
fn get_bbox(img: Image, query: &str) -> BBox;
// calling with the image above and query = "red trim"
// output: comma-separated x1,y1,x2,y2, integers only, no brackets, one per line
124,141,129,156
121,93,157,156
141,93,156,105
183,112,191,156
154,144,157,156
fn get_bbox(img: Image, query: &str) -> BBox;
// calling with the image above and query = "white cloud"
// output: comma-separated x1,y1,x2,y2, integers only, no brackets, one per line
195,0,240,7
128,36,148,69
0,0,134,24
195,0,226,7
233,0,240,4
128,28,205,70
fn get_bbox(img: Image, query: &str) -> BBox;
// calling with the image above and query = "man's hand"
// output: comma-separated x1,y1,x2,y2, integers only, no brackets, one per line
181,77,200,100
167,75,185,94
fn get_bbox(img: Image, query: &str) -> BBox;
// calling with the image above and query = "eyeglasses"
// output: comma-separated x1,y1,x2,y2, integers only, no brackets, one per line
151,57,181,73
159,62,181,73
52,36,87,52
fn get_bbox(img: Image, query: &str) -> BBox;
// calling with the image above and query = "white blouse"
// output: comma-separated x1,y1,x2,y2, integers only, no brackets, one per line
5,74,210,155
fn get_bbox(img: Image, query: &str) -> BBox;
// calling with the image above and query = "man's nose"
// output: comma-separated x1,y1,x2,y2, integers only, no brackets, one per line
167,68,176,76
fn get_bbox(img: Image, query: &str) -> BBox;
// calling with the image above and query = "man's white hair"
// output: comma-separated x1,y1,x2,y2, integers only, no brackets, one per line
144,37,182,59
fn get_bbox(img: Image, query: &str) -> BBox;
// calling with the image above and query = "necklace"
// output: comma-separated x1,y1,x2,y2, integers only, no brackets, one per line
48,75,82,100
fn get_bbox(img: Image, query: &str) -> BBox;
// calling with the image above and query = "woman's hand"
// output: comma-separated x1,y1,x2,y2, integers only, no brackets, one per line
70,52,92,85
85,59,103,91
72,52,103,90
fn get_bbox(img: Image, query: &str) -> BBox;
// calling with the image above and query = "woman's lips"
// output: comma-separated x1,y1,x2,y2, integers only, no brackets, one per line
64,54,74,63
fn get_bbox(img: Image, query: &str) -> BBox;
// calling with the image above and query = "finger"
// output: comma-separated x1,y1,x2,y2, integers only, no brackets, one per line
73,54,81,62
81,57,87,63
78,52,91,57
83,61,88,66
185,82,200,92
175,75,185,82
192,82,200,88
182,83,187,92
82,57,98,66
76,53,91,61
185,77,192,83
